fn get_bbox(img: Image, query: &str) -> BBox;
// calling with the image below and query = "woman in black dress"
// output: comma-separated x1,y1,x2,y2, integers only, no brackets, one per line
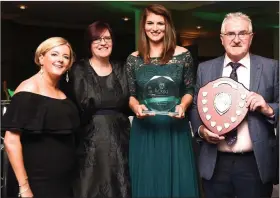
2,37,79,198
61,21,131,198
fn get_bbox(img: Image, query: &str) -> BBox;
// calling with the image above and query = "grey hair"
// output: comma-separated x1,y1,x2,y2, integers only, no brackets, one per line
221,12,253,34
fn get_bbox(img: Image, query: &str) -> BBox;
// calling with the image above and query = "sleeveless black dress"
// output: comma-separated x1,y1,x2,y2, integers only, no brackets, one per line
2,92,80,198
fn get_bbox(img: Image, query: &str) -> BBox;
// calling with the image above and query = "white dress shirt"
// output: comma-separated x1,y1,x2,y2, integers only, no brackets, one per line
217,53,253,153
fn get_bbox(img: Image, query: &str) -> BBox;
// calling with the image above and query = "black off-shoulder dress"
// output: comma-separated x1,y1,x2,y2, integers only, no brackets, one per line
2,91,80,198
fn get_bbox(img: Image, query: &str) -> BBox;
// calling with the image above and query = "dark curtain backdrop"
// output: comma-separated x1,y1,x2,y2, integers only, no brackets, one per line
1,19,135,91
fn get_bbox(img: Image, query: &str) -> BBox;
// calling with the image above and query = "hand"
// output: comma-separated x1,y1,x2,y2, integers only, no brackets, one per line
199,125,225,144
133,104,155,119
246,91,274,117
19,184,33,198
169,105,185,119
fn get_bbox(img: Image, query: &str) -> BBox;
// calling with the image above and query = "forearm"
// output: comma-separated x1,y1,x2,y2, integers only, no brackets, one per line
129,96,140,113
180,94,193,112
4,132,28,185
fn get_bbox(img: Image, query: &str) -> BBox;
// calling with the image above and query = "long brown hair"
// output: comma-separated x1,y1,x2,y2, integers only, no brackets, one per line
138,4,176,64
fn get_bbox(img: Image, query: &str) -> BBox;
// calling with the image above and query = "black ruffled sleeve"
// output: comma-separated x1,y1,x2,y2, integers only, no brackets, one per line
2,92,46,133
2,92,79,134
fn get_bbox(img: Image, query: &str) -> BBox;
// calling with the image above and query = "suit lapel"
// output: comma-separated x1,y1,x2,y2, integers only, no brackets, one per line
249,54,262,92
211,55,224,80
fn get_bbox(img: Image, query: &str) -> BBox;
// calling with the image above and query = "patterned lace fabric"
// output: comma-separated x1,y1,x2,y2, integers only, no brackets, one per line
126,51,200,198
61,59,131,198
125,51,195,98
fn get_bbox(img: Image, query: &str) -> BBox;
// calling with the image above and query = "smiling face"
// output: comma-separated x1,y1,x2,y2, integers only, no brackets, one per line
144,12,166,43
221,18,253,61
39,44,71,78
91,29,113,59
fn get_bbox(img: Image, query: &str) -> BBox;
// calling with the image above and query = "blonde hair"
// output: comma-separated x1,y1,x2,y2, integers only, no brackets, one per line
34,37,75,67
221,12,253,34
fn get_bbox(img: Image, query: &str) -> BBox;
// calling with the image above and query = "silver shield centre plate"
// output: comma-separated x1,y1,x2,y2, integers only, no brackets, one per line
213,92,232,115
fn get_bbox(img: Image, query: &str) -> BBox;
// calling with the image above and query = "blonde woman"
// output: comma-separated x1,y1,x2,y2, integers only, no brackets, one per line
2,37,79,197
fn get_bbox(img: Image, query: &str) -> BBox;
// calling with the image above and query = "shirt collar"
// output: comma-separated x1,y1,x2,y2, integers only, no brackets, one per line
223,53,250,69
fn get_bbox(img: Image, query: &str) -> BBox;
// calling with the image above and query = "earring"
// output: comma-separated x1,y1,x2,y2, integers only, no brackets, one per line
66,71,69,82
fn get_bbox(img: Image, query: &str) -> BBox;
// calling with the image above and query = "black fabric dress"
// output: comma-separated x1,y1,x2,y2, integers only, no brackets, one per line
61,59,131,198
2,91,80,198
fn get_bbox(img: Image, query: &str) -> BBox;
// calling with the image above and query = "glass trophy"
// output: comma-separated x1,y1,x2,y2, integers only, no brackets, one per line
142,76,180,116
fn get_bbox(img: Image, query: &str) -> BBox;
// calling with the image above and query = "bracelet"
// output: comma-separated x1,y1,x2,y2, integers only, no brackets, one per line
18,187,30,197
18,177,28,187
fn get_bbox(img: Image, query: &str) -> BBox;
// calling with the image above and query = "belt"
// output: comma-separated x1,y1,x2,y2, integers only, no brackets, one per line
218,151,254,156
94,109,122,115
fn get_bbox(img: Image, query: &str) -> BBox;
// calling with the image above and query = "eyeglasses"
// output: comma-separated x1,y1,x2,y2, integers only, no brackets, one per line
221,31,253,40
93,36,112,44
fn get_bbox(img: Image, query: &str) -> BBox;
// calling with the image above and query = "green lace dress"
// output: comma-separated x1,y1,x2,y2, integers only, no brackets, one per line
125,51,200,198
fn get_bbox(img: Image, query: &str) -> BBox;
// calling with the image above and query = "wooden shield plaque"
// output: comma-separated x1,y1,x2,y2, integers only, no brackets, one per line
197,77,249,135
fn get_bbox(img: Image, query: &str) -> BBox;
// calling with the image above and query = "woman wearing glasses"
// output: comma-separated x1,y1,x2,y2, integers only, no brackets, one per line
61,21,131,198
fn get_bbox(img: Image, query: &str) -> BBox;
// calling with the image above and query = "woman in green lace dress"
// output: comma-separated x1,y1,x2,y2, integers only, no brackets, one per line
125,4,200,198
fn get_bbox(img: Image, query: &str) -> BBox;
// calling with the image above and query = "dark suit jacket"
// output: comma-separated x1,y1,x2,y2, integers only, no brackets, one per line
189,54,279,183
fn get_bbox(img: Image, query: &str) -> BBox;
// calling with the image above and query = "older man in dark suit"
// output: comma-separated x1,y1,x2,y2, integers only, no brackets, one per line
190,12,279,198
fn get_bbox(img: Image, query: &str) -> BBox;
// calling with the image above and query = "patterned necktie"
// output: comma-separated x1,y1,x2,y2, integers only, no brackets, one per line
225,62,242,145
